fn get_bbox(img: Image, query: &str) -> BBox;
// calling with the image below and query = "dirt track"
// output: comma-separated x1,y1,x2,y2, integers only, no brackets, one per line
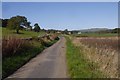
8,37,67,78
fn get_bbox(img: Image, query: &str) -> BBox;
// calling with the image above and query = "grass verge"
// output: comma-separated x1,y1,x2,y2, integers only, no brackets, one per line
66,36,105,78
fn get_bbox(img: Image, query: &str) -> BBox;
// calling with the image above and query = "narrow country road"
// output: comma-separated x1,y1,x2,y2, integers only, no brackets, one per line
8,37,67,78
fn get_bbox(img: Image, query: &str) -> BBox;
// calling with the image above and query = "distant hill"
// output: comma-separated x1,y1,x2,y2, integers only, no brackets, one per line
71,28,120,34
70,28,115,33
79,28,110,32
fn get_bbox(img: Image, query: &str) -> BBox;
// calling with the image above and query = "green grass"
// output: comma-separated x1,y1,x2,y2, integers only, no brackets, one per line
72,33,118,37
2,39,58,79
66,36,105,78
2,27,45,38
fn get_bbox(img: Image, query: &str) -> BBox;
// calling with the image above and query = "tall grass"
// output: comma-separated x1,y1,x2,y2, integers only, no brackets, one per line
78,37,119,50
66,36,104,78
2,36,31,58
73,37,119,78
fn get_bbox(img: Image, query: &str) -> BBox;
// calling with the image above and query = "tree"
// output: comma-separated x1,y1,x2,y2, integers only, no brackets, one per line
2,19,9,27
34,23,40,32
112,28,120,33
25,22,32,31
64,29,68,34
29,26,33,31
7,15,28,34
0,19,1,27
25,22,31,28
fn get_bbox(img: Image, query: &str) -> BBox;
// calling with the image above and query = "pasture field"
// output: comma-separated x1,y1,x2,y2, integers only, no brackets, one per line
2,27,46,38
72,36,119,78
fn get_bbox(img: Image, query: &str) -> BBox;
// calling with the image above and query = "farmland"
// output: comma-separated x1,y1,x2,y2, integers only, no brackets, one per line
71,36,119,78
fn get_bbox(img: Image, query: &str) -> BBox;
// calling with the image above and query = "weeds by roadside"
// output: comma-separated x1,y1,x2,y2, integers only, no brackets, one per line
2,36,32,58
66,36,105,78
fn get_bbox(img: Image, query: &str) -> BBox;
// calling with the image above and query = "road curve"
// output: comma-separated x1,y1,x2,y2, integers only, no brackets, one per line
8,37,67,78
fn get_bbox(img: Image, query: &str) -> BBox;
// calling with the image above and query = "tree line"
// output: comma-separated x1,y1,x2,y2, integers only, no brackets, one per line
1,15,41,34
1,15,67,34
